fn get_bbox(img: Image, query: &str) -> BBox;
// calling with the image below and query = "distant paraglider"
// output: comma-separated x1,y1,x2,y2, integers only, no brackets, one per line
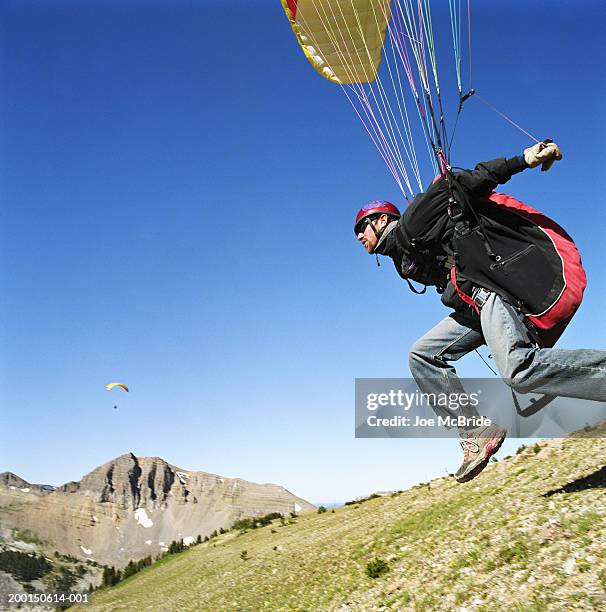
105,382,129,392
106,382,129,411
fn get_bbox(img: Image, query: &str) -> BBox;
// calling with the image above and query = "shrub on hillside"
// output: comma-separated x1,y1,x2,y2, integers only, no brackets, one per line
232,512,283,532
0,551,52,582
168,540,185,555
49,566,77,592
345,493,381,506
366,558,389,579
122,556,152,580
101,566,122,587
53,552,80,563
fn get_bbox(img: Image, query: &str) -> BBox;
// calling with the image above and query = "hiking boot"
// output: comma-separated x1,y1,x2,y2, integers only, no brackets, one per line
454,423,507,483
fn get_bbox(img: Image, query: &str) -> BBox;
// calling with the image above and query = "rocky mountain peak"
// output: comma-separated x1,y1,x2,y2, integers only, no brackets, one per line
0,472,30,488
1,453,315,566
67,453,177,510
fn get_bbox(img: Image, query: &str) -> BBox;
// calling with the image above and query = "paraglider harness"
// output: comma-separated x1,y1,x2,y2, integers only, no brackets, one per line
449,176,547,347
399,160,585,346
397,162,586,417
390,168,477,299
443,171,509,315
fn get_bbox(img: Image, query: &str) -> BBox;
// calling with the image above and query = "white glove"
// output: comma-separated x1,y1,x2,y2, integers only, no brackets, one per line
524,141,562,171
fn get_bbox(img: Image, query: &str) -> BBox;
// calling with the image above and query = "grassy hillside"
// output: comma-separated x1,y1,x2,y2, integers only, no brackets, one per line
81,425,606,611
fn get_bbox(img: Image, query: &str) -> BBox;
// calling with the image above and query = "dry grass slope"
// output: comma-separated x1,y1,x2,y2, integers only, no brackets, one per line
80,424,606,611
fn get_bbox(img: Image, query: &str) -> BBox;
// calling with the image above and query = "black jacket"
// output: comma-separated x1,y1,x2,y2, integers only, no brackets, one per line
375,155,528,327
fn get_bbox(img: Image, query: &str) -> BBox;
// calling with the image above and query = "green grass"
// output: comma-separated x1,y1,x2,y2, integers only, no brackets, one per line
496,539,539,567
389,490,482,541
14,529,47,545
73,429,606,611
561,511,600,536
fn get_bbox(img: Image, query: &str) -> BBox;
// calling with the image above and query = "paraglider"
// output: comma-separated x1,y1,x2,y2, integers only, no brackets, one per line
105,383,129,392
106,383,129,411
283,2,606,483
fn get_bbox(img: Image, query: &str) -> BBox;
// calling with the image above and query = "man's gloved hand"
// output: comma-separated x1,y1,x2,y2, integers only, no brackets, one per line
524,141,563,171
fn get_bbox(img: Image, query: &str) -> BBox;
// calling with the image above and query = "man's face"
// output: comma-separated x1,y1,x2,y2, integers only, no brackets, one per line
357,214,387,253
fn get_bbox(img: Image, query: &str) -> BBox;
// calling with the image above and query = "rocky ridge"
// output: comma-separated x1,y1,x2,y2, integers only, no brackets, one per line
0,453,314,568
0,473,55,496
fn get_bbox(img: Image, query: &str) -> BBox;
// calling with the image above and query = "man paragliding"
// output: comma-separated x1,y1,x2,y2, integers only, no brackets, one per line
355,142,606,482
282,1,606,482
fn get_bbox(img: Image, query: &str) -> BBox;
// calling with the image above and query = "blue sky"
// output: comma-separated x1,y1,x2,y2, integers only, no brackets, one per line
1,0,605,504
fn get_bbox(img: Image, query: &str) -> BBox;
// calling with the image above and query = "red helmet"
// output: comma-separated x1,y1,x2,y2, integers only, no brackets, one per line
354,200,401,235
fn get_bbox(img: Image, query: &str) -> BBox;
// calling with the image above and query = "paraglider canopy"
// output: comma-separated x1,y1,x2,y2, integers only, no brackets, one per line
281,0,391,84
105,382,129,392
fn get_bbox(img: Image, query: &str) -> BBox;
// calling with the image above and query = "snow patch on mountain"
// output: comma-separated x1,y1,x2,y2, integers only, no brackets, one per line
134,508,153,528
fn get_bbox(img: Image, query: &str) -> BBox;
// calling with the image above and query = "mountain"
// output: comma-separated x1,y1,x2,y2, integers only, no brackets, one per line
79,423,606,611
0,453,314,568
0,472,55,495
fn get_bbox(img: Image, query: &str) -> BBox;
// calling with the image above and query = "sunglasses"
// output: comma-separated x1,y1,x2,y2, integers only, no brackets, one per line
355,217,377,236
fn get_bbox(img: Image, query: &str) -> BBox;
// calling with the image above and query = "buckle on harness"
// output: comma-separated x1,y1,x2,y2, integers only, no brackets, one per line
471,287,491,310
447,197,464,222
448,206,463,221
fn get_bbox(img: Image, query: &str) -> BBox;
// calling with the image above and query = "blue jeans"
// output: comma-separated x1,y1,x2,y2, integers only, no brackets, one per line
409,293,606,424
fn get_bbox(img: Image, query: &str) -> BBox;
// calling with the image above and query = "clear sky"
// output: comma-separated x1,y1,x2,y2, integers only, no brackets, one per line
1,0,605,504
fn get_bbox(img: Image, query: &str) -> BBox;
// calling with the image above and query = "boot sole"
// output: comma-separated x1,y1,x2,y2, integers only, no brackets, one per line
455,430,507,483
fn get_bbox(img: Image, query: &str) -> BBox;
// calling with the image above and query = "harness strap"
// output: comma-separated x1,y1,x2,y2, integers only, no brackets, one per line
405,278,427,294
450,267,480,315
